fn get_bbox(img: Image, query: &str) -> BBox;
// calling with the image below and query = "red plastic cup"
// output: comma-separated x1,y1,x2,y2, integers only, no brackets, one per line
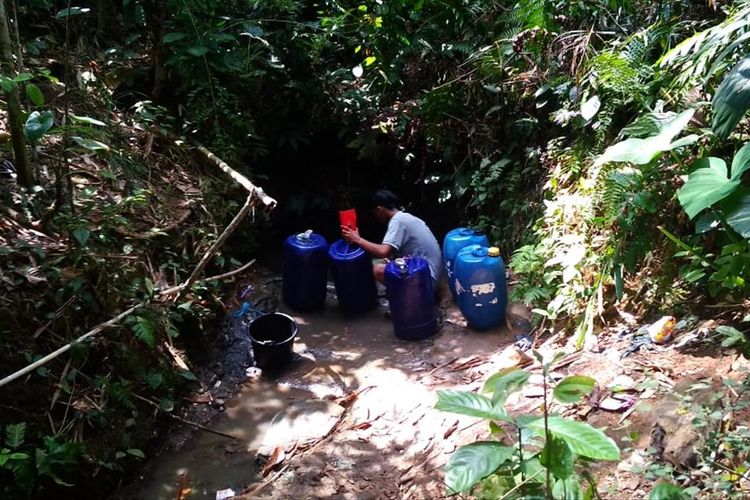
339,208,357,231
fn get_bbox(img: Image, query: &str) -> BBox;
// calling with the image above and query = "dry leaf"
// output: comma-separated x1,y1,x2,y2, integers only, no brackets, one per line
260,446,285,477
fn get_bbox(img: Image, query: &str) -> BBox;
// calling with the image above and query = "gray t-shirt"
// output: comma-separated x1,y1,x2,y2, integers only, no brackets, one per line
383,211,442,282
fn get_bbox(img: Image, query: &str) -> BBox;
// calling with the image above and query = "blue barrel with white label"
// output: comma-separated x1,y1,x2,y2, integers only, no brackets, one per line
282,230,329,312
454,245,507,331
443,228,489,300
385,257,437,340
328,240,378,315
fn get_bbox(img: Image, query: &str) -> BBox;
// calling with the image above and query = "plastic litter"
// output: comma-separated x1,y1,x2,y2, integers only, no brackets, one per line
647,316,676,344
514,334,533,351
215,488,236,500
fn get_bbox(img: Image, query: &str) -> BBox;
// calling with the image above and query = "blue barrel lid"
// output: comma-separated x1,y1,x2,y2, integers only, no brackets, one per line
456,243,502,263
385,256,429,278
329,239,367,261
286,230,328,250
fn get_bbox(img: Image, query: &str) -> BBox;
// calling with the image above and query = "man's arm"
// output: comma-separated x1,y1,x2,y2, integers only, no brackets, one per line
341,226,393,258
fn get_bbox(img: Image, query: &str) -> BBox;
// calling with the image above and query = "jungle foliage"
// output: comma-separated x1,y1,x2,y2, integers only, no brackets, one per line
2,0,750,497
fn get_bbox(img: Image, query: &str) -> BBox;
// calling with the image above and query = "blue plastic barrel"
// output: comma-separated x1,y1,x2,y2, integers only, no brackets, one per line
384,257,438,340
455,244,507,331
328,240,378,315
443,228,489,300
282,230,329,312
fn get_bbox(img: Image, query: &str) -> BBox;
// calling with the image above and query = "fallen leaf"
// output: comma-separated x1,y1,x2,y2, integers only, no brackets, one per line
443,420,459,439
260,446,285,477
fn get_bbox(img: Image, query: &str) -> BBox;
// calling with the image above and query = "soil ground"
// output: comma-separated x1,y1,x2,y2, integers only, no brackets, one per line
118,268,746,500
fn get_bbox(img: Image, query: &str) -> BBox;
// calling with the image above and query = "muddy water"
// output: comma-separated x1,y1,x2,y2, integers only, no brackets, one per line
124,293,512,500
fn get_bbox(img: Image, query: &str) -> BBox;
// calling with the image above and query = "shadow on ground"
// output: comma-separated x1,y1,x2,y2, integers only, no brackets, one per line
118,270,519,500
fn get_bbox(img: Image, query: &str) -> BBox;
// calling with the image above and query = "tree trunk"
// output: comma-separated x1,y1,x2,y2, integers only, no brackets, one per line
0,0,32,187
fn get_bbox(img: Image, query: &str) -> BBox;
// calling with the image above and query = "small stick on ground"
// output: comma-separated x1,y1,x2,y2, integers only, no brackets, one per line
132,393,240,441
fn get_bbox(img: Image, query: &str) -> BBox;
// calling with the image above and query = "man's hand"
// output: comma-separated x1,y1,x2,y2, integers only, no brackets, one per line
341,225,360,245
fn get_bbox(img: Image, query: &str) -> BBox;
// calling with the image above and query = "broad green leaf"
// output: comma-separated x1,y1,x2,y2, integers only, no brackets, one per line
56,7,90,18
72,228,90,246
25,83,44,106
187,46,210,57
726,192,750,238
525,416,620,460
126,448,145,459
364,56,377,66
594,109,695,166
554,376,595,404
163,32,189,43
649,482,687,500
712,57,750,140
71,136,110,151
552,476,583,500
23,110,54,144
540,436,574,479
677,157,738,219
71,115,106,127
730,142,750,180
435,390,509,421
444,442,514,494
481,368,530,405
5,423,26,448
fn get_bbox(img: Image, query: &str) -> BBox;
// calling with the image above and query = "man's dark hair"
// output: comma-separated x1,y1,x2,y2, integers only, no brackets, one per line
371,189,398,209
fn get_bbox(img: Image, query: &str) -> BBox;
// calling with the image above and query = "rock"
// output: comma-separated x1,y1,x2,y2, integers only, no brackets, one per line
617,451,646,473
608,374,636,391
492,345,533,371
650,394,710,469
258,399,344,457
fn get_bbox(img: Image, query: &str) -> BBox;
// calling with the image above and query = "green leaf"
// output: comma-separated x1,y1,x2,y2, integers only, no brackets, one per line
726,192,750,238
444,442,515,494
595,109,695,166
677,157,738,219
159,397,174,412
126,448,145,459
364,56,377,66
72,228,90,246
163,32,189,43
649,482,687,500
23,110,54,144
71,136,110,151
435,390,509,421
144,372,164,389
554,376,596,404
712,57,750,140
5,423,26,448
540,436,574,479
481,368,530,405
552,476,583,500
525,416,620,460
731,143,750,180
71,115,106,127
717,325,746,348
133,316,156,348
179,370,197,381
25,84,44,106
56,6,90,18
187,46,210,57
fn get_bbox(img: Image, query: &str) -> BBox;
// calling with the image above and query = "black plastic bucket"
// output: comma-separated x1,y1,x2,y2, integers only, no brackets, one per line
248,313,298,371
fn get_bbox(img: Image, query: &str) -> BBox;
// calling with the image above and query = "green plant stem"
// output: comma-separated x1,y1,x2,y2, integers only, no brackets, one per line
499,468,545,500
543,369,551,498
518,426,525,482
